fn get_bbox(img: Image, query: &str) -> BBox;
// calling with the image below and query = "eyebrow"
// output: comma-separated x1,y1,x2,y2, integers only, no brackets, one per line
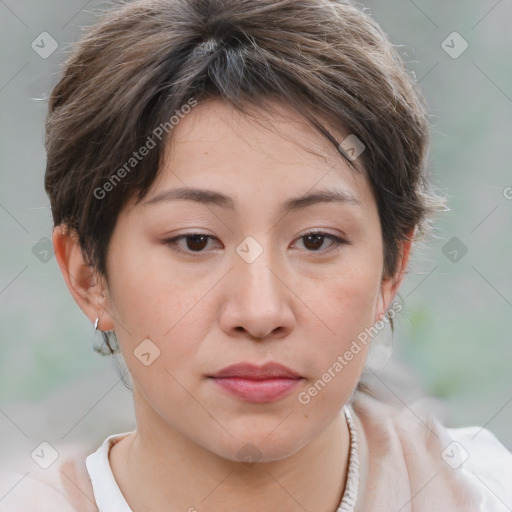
142,186,361,212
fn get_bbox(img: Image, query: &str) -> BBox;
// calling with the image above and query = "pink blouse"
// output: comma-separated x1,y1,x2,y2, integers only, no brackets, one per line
2,393,511,511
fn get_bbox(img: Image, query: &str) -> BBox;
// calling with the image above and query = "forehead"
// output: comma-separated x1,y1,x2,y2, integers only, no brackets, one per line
155,99,369,192
124,98,378,221
111,98,384,264
171,98,351,166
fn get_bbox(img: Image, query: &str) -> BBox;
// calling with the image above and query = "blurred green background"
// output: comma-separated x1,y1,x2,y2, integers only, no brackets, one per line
1,0,511,466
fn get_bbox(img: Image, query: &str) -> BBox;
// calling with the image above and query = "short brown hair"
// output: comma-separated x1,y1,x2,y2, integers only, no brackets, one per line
45,0,444,284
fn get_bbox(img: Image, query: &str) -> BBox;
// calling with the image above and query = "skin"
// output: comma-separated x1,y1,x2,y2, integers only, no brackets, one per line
53,98,412,512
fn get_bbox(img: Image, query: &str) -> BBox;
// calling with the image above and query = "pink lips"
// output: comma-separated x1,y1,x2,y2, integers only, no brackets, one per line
208,362,303,403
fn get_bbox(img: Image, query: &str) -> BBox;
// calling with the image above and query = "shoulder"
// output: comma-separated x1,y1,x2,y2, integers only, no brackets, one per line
445,425,512,506
0,472,81,512
351,391,512,511
0,443,98,512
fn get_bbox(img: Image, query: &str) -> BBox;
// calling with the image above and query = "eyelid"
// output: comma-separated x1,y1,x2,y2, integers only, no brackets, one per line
162,230,349,256
293,231,350,253
297,229,349,243
162,232,221,256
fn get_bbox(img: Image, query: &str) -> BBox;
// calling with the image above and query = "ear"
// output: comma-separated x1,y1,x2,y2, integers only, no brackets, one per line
375,228,415,322
52,224,115,331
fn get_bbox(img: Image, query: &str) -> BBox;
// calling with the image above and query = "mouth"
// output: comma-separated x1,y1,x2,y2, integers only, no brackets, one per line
207,362,303,403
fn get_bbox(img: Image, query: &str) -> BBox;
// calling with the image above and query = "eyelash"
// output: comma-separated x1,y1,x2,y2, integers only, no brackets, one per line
162,231,349,256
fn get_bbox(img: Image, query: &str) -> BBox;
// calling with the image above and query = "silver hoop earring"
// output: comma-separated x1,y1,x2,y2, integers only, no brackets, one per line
94,317,99,331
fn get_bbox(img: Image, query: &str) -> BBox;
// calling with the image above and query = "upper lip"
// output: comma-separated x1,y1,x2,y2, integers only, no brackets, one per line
209,362,302,380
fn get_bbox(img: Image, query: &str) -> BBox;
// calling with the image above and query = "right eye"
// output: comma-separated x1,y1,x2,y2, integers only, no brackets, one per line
162,233,221,254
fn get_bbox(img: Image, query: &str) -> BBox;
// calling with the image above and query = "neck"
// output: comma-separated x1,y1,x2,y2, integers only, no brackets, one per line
109,394,351,512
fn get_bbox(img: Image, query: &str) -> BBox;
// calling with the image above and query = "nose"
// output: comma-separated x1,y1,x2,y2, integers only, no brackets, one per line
218,245,295,341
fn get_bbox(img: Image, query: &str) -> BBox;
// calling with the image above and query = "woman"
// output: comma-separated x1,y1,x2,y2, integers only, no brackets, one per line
5,0,511,510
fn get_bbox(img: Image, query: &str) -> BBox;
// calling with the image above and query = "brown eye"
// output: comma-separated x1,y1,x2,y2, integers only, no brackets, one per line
302,233,327,251
296,232,348,253
183,234,209,251
163,233,218,254
163,231,348,256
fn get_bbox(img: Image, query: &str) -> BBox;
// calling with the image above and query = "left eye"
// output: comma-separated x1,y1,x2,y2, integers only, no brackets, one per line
163,231,347,255
295,231,348,252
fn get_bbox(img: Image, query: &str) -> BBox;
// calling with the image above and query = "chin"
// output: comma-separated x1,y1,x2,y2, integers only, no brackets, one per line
203,425,313,465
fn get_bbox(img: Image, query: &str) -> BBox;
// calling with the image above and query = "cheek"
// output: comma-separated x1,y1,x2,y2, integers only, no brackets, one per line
310,250,382,343
106,235,207,339
296,249,383,402
106,256,211,424
105,241,216,388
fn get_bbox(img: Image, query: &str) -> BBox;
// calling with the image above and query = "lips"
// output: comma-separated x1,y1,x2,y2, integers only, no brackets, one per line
208,362,303,403
208,362,302,380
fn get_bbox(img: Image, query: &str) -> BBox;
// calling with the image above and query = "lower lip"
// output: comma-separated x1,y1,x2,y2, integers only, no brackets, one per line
210,377,302,403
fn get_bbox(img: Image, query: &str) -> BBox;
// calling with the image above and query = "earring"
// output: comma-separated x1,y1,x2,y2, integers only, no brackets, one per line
94,317,99,331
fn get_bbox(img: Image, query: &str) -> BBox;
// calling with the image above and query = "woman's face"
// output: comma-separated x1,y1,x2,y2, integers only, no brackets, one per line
101,98,400,462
